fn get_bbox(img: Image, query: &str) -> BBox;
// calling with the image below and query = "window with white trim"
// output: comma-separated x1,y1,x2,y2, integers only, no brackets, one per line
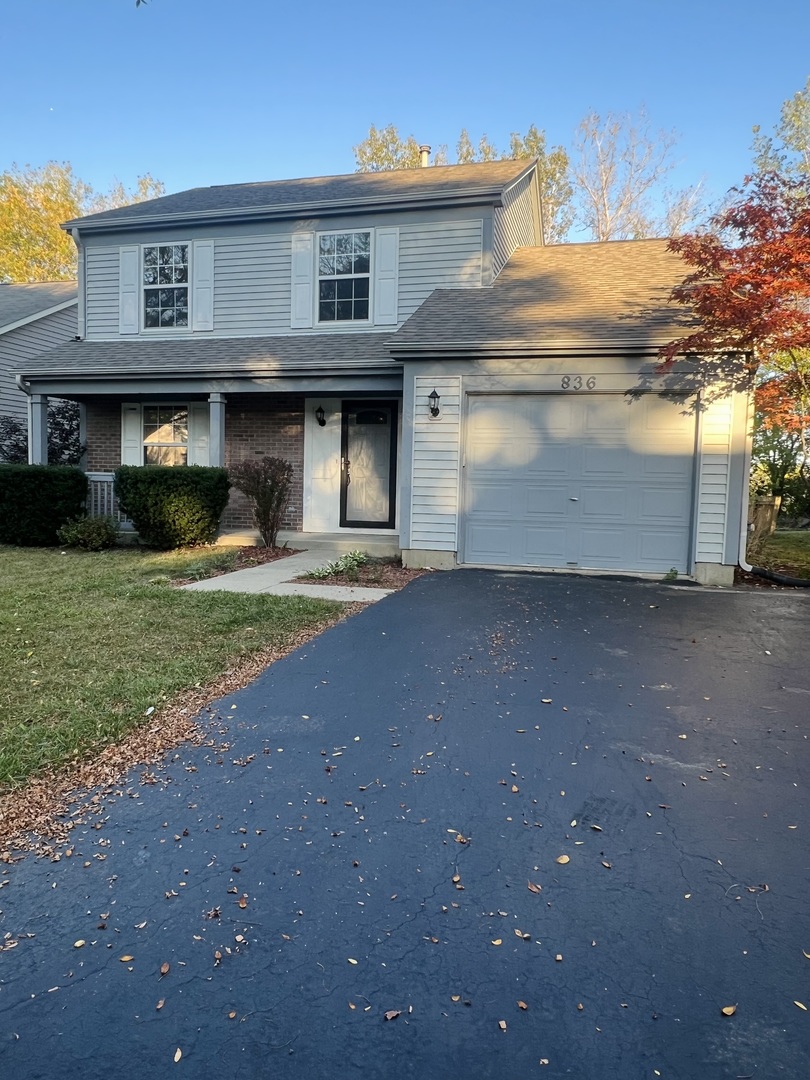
317,231,370,322
143,405,188,465
143,245,189,328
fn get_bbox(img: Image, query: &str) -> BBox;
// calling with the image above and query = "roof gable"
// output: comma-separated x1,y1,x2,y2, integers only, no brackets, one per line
65,161,536,232
0,282,78,334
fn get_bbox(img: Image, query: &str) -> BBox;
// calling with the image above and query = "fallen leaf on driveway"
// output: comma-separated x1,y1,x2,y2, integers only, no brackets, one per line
119,955,134,963
491,939,502,946
348,958,358,965
160,962,170,977
517,1000,528,1010
73,940,85,949
156,999,165,1010
795,1001,808,1011
174,1048,182,1063
721,1005,737,1016
527,881,542,894
384,1010,401,1021
498,1020,507,1031
555,855,570,865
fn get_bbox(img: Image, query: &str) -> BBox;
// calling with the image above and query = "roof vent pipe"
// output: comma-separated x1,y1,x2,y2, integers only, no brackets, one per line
419,145,431,168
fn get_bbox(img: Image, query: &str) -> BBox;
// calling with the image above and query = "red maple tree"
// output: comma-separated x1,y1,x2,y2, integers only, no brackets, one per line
659,172,810,373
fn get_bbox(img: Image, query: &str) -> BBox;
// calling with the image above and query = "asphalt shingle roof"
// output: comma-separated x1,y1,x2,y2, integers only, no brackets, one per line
0,282,78,332
17,332,399,380
388,240,695,354
65,161,534,230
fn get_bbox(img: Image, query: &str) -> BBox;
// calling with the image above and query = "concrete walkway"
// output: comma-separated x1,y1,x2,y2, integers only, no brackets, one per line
182,544,395,602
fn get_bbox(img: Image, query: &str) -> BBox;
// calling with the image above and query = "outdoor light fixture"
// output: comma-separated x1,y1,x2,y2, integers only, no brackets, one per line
315,406,326,427
428,389,441,418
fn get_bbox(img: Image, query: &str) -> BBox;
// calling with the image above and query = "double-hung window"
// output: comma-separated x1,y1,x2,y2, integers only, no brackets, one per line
142,405,188,465
318,231,371,322
143,245,189,328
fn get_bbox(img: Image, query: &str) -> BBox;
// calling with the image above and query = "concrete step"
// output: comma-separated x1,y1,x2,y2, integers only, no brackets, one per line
216,528,401,558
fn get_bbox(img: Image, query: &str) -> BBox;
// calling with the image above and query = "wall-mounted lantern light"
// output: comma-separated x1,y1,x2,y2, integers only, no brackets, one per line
428,389,441,418
315,406,326,427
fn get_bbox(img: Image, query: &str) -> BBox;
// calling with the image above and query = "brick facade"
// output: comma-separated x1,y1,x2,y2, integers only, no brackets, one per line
222,398,304,531
83,397,305,532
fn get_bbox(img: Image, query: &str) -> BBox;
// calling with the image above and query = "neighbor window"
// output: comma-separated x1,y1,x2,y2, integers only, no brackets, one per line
318,231,370,322
143,405,188,465
143,245,189,328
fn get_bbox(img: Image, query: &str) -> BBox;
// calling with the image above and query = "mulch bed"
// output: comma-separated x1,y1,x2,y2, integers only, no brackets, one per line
299,561,430,589
734,566,808,589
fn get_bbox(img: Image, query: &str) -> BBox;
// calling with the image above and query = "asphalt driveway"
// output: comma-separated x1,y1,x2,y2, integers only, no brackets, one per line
1,571,808,1079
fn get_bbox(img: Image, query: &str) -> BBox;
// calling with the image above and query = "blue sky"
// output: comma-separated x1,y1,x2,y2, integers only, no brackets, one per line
2,0,808,216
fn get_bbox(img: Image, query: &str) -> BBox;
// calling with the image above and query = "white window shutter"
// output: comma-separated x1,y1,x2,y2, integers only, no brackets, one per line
188,402,210,466
373,227,399,325
119,246,140,334
192,240,214,331
291,232,314,328
121,403,142,465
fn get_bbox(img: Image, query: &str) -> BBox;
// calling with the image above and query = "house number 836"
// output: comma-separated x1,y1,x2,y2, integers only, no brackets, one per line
561,376,596,390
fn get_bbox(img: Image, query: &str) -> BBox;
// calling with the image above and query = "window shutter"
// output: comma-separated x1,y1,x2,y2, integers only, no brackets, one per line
121,403,142,465
119,246,140,335
373,227,399,325
188,402,210,466
291,232,314,328
192,240,214,331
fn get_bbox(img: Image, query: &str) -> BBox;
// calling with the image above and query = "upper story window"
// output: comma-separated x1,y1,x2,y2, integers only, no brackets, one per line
143,245,189,328
318,231,370,322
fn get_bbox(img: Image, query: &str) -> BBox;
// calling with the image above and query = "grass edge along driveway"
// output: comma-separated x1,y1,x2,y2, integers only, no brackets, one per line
0,545,343,793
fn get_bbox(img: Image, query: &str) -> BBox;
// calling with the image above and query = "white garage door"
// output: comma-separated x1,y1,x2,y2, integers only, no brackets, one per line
462,394,696,573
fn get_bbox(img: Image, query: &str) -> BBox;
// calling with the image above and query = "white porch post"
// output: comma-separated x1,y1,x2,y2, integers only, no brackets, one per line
208,393,226,467
28,394,48,464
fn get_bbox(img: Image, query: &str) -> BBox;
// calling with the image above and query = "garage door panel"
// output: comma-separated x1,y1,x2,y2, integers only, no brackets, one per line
463,394,694,573
526,485,568,517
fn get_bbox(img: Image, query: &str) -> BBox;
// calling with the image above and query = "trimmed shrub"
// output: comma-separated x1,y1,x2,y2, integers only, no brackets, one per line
228,456,293,548
0,465,88,546
57,516,119,551
114,466,231,549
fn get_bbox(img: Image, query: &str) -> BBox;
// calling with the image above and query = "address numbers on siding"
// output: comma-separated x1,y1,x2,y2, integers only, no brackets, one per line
561,376,597,390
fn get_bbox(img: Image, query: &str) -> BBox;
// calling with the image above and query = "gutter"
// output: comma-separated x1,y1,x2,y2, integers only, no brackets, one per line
15,374,31,395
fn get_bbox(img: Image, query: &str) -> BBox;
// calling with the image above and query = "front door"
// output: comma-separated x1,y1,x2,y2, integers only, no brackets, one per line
340,400,397,528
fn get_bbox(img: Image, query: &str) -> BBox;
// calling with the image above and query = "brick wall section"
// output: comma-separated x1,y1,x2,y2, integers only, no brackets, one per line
83,398,305,531
222,399,305,531
85,402,122,471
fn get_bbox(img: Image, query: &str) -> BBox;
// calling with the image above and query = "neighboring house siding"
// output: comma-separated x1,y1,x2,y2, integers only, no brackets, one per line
398,220,483,320
85,247,120,337
409,375,461,551
695,395,733,564
1,307,77,420
492,172,538,278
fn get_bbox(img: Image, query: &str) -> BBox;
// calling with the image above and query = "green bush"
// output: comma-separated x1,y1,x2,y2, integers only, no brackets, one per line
0,465,88,546
228,456,293,548
57,516,119,551
308,550,368,579
113,466,231,549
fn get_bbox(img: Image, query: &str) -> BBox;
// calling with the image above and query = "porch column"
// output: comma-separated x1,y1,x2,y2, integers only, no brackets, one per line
28,394,48,464
208,393,226,467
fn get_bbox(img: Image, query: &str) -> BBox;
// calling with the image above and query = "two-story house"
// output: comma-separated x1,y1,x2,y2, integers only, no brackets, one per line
14,159,750,584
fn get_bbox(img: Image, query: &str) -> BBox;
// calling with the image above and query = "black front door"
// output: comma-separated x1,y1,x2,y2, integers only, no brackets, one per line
339,401,397,528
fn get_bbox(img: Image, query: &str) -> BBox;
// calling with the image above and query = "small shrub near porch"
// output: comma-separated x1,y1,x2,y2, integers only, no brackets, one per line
228,456,293,548
114,465,231,548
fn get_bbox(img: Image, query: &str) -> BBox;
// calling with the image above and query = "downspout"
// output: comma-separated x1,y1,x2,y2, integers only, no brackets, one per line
15,374,31,396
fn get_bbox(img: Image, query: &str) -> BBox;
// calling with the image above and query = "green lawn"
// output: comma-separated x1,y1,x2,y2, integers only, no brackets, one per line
754,530,810,578
0,546,342,791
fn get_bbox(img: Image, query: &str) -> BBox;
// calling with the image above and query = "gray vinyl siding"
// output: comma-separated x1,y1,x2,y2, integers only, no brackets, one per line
695,395,733,563
492,171,539,277
82,211,488,340
213,234,291,333
85,247,120,337
398,220,483,321
409,375,461,550
0,307,77,419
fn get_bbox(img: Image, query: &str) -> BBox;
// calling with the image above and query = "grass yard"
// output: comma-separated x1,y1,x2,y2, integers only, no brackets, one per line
0,545,342,792
754,530,810,578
